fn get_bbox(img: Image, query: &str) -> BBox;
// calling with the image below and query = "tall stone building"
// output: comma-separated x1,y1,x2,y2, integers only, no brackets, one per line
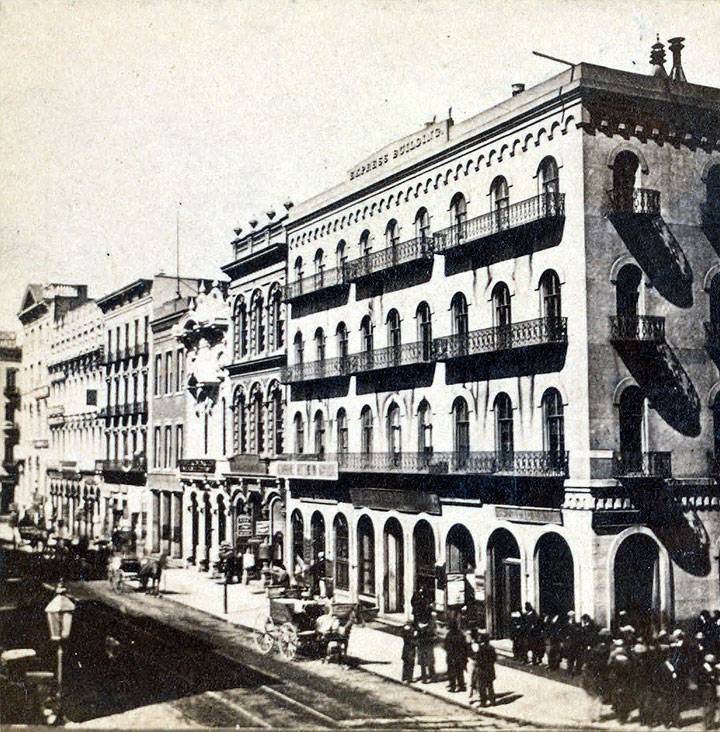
0,332,22,513
16,283,90,519
280,40,720,631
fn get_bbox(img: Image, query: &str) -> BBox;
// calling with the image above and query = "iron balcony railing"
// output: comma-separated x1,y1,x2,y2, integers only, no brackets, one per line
281,339,435,383
612,451,671,479
434,316,567,361
705,322,720,350
344,237,433,281
607,188,661,216
282,266,346,302
287,450,568,477
97,455,148,474
609,315,665,344
433,192,565,254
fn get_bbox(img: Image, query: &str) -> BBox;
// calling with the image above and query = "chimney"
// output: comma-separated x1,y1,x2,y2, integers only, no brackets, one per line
511,83,525,97
649,35,668,78
668,37,687,82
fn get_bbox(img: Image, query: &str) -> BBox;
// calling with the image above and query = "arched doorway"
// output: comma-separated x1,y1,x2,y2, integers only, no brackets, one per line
384,518,404,614
446,524,476,623
488,528,522,638
190,494,199,562
614,533,661,635
536,533,575,617
291,510,304,569
357,515,375,597
310,512,326,592
414,520,436,598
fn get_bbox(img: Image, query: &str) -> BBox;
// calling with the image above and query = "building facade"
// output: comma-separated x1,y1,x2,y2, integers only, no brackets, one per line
0,332,22,513
177,215,288,571
46,299,104,537
16,284,89,519
280,44,720,632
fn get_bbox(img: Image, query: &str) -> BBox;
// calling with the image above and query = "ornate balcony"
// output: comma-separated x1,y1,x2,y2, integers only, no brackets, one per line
433,192,565,254
178,458,216,473
282,266,347,303
705,322,720,351
281,340,435,384
611,451,671,479
434,316,567,361
97,455,148,475
609,315,665,344
344,237,433,281
289,450,568,478
607,188,661,216
131,400,148,415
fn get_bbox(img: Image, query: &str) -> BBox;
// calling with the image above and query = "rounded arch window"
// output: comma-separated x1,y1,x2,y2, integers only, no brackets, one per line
538,157,559,195
314,327,326,361
294,256,304,281
385,219,400,249
612,151,641,211
387,309,401,350
540,270,562,320
293,331,304,364
492,282,512,328
616,264,642,320
359,229,371,257
452,397,470,459
494,393,514,458
313,410,325,456
333,514,349,591
336,407,348,454
336,321,348,361
361,405,373,455
293,412,305,454
619,385,644,457
450,293,468,338
387,402,401,459
416,301,432,359
415,207,430,241
542,388,565,457
336,239,347,269
450,193,467,232
418,399,433,454
360,315,374,353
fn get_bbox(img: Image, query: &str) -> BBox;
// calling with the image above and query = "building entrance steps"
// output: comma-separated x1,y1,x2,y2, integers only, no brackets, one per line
149,568,670,729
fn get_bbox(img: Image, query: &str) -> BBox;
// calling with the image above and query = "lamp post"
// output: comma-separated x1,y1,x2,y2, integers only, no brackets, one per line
45,582,76,723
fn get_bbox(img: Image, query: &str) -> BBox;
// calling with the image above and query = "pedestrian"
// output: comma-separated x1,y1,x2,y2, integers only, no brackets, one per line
631,642,652,726
467,628,480,703
510,611,525,663
608,650,634,724
475,631,497,707
401,622,416,684
578,613,597,672
564,611,580,675
444,622,467,692
665,629,691,728
411,586,432,625
582,628,611,723
546,615,562,670
524,602,544,666
416,621,436,684
698,653,719,731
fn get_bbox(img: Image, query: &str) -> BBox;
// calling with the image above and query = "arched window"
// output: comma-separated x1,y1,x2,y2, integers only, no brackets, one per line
313,410,325,456
491,176,510,229
294,412,304,455
450,193,467,238
616,265,642,331
251,386,264,454
357,515,375,595
294,256,304,282
268,285,283,351
418,399,432,454
542,388,565,457
494,393,514,463
387,309,401,353
416,301,432,360
387,402,401,461
314,327,326,361
233,297,248,359
612,151,640,212
336,408,348,454
269,382,283,455
540,270,562,319
250,291,264,354
294,331,304,365
451,292,469,338
314,248,325,276
493,283,512,349
619,385,644,456
334,514,350,591
361,405,373,455
538,157,559,195
359,229,371,257
336,322,348,364
336,240,347,269
385,219,400,250
233,388,246,454
453,397,470,461
360,315,373,352
415,207,430,242
291,510,304,565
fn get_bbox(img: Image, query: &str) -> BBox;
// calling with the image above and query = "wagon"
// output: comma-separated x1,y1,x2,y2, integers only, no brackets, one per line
107,553,143,592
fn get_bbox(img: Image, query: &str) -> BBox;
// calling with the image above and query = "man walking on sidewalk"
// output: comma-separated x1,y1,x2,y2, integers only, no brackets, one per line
474,631,496,707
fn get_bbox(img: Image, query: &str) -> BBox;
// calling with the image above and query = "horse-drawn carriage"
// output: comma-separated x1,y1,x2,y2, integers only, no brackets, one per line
252,597,375,661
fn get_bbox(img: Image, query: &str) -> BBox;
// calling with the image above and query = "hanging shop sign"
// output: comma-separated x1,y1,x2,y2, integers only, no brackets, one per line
349,487,441,515
236,516,253,538
254,520,270,537
446,574,466,606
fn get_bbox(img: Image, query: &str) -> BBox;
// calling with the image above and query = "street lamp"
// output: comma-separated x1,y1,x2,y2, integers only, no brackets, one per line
45,582,76,723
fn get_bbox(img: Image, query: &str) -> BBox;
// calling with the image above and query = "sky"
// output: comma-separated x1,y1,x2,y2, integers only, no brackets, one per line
2,0,720,333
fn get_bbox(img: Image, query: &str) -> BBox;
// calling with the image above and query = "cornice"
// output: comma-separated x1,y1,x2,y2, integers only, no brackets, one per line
226,353,286,376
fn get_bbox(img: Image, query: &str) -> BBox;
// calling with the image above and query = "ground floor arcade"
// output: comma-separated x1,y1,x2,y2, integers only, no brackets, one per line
287,487,720,634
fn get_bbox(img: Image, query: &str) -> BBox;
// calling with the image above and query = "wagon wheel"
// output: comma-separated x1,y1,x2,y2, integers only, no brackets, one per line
278,623,299,661
253,612,275,655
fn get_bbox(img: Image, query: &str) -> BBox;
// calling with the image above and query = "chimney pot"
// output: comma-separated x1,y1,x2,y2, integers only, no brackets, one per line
511,83,525,97
650,35,668,78
668,37,687,82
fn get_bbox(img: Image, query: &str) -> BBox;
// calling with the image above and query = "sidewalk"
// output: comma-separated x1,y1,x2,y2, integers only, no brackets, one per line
156,568,646,729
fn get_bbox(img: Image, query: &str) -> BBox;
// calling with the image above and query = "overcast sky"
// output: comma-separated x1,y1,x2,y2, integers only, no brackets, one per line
2,0,719,332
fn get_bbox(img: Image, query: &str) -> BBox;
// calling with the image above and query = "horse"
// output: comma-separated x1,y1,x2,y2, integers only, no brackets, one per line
138,552,168,596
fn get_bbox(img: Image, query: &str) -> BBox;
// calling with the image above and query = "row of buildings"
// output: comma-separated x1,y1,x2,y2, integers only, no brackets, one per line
7,38,720,634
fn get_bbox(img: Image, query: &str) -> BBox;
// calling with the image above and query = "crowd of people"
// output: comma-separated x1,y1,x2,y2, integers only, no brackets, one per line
401,591,720,727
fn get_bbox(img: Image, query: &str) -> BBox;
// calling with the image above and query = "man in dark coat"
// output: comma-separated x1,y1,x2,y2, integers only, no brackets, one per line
697,653,719,731
416,621,436,684
582,628,611,722
444,622,467,692
400,622,417,684
563,611,581,675
475,631,497,707
510,611,526,663
411,586,432,625
524,603,544,666
608,649,634,723
545,615,563,670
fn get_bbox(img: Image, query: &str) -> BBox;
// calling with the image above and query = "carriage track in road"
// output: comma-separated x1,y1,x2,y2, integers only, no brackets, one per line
68,581,510,729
